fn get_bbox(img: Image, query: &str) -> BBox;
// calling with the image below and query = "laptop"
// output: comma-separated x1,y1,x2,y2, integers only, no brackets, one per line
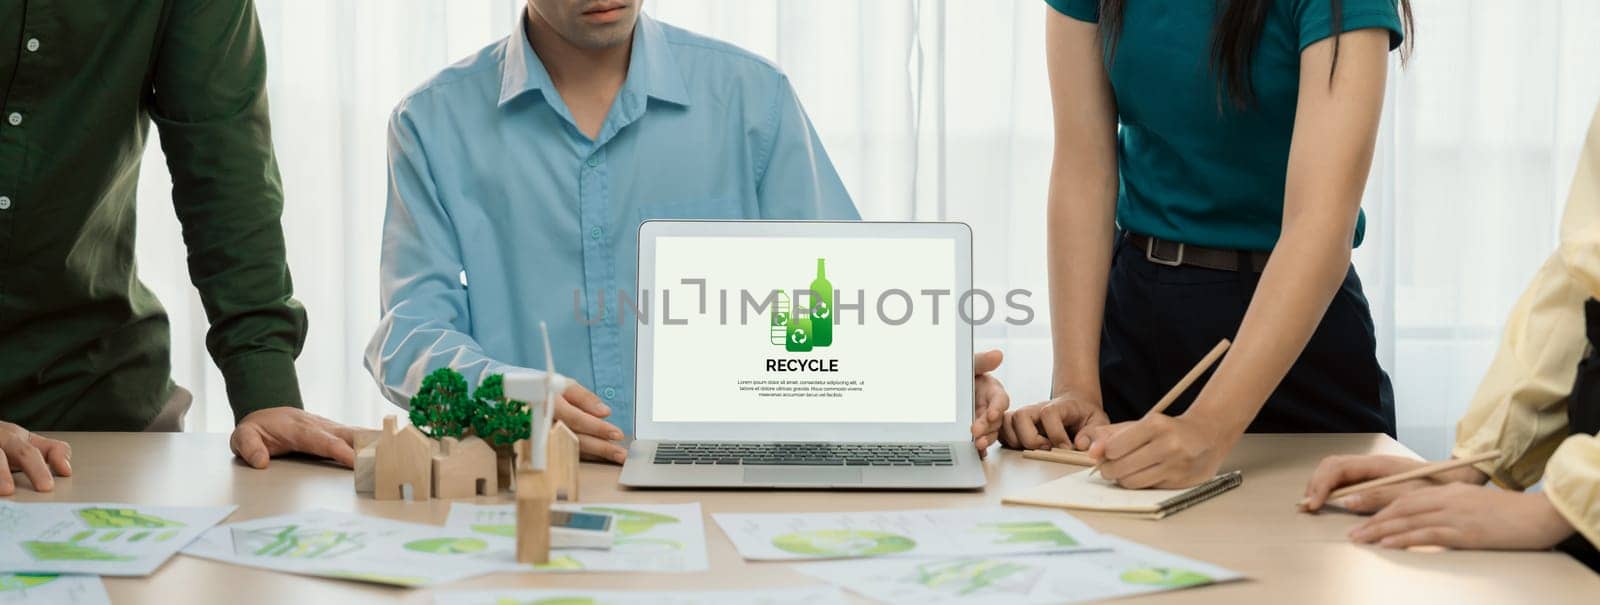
619,220,985,489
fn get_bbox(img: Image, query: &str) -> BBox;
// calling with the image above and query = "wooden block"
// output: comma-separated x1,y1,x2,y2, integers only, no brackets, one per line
514,440,553,565
433,436,499,499
353,445,376,494
1023,448,1095,466
374,415,434,501
353,429,380,452
547,421,580,501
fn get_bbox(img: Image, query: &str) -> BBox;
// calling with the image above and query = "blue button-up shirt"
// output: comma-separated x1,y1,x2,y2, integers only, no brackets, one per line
365,15,859,434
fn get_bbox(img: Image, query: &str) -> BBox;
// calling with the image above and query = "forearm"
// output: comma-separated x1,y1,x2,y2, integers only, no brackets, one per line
1046,178,1115,396
1186,221,1353,431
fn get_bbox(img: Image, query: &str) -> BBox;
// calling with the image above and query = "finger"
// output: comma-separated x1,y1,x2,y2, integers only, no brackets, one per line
230,425,271,469
32,437,71,477
8,442,53,492
299,429,357,468
973,350,1003,375
1303,456,1404,511
563,383,611,418
1077,422,1119,453
321,421,358,447
577,434,627,464
1350,510,1453,544
1363,489,1449,527
1331,481,1432,514
556,401,624,441
999,413,1019,448
1038,406,1073,448
987,385,1010,422
1101,418,1162,460
0,449,12,497
1010,409,1047,450
1377,526,1464,550
1111,459,1167,489
1099,437,1166,481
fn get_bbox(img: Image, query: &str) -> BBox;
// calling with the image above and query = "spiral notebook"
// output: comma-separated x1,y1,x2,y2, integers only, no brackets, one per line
1002,469,1243,520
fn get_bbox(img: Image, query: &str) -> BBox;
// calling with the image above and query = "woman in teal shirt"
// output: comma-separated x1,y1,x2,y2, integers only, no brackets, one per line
1001,0,1413,488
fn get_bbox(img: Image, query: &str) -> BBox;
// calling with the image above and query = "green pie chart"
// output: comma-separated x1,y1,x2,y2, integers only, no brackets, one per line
402,537,488,555
0,574,58,592
1119,567,1212,588
771,529,916,557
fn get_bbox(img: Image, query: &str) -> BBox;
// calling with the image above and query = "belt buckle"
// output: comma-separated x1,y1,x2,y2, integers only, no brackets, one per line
1145,237,1185,267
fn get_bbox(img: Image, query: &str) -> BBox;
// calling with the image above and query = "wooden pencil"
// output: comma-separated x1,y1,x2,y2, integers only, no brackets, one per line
1296,450,1502,508
1023,448,1095,466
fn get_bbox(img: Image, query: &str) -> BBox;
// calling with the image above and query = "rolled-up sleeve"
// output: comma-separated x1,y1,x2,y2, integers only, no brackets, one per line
151,0,307,422
363,109,544,405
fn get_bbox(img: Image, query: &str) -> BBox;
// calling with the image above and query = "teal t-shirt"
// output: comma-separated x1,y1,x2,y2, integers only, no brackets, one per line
1046,0,1404,251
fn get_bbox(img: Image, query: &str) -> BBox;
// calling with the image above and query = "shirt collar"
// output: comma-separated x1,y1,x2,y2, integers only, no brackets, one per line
498,13,691,109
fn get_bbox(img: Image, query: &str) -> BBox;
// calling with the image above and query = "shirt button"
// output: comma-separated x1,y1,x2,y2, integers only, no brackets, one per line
586,156,600,168
0,196,10,211
603,386,616,399
6,113,20,126
25,38,40,53
590,226,602,240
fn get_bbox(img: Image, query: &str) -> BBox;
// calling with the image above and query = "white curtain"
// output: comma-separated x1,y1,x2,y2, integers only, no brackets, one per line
135,0,1600,459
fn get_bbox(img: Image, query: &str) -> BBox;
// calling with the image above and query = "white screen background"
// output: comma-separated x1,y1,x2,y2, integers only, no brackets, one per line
650,236,957,424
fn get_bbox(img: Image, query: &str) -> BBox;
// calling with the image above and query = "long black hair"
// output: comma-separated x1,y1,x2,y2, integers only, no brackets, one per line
1098,0,1415,109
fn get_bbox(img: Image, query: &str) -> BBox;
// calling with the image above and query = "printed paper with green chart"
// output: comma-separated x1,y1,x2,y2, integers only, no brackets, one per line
0,502,235,576
795,536,1244,604
711,508,1105,561
444,502,709,572
0,573,111,605
180,510,514,586
433,586,848,605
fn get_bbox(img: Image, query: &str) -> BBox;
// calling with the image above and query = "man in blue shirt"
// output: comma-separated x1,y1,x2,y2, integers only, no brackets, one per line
368,0,1009,463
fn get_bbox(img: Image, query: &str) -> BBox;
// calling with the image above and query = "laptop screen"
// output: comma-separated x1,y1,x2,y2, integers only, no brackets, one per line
648,235,959,426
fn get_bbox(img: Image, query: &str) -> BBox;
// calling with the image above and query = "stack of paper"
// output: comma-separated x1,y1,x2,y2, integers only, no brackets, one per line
711,508,1107,560
1002,469,1243,519
0,501,238,604
712,508,1244,604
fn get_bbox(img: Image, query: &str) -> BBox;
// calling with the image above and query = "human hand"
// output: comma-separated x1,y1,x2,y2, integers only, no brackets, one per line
231,407,358,469
1086,413,1238,489
0,422,72,495
1301,454,1488,513
556,382,627,464
999,390,1109,451
1350,484,1575,550
971,350,1012,458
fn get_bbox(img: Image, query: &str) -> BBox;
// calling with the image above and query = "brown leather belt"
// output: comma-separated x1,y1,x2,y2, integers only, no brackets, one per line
1126,233,1271,273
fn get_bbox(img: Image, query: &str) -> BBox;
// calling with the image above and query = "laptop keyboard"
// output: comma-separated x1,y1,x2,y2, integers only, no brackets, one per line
652,443,954,466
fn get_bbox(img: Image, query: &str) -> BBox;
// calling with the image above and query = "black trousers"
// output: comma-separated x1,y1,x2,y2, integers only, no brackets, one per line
1557,298,1600,572
1097,236,1396,435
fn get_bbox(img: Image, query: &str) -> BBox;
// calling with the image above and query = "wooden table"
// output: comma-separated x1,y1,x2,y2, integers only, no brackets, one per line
16,432,1598,604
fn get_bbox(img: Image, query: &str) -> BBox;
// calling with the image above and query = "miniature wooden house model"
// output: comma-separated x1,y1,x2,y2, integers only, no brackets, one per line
433,436,499,499
374,416,434,501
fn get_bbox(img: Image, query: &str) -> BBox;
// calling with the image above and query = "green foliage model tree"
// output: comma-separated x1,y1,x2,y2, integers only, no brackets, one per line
407,367,478,439
471,374,531,447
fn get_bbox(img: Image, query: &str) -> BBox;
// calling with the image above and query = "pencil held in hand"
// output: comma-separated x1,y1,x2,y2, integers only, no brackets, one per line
1295,450,1501,509
1089,339,1231,475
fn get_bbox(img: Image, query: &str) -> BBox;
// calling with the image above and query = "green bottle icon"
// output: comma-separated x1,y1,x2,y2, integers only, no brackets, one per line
786,312,813,352
809,258,833,347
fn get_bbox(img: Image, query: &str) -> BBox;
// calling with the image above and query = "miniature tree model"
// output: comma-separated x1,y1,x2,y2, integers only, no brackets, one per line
408,367,476,439
470,374,532,447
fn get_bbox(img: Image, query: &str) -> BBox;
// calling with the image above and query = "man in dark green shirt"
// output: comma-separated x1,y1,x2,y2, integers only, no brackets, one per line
0,0,359,495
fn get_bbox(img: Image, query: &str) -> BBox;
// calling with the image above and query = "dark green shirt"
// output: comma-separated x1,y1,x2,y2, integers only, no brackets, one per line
0,0,306,429
1047,0,1404,251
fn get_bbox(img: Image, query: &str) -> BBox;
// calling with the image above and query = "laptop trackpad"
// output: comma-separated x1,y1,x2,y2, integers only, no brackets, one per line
743,467,863,485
